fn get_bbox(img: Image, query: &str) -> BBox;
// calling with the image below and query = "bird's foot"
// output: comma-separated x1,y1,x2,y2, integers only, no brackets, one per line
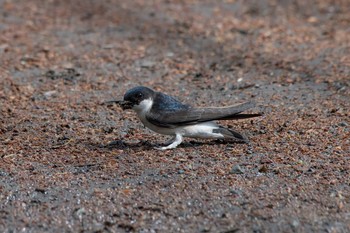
153,146,169,151
162,136,176,146
153,134,183,150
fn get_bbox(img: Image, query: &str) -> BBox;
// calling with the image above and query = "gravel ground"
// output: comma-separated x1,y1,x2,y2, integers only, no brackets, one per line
0,0,349,232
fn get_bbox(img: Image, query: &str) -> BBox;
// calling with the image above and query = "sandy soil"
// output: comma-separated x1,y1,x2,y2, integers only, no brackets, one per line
0,0,349,232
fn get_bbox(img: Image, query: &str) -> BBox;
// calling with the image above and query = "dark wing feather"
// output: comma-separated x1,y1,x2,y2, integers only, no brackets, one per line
147,101,261,128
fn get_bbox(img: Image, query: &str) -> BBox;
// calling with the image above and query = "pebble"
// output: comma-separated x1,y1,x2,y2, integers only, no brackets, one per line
178,169,185,174
140,60,155,68
291,219,300,228
338,122,348,127
73,208,85,220
288,130,296,135
259,165,268,173
230,165,244,174
229,188,242,195
44,90,57,98
166,52,174,57
0,170,9,176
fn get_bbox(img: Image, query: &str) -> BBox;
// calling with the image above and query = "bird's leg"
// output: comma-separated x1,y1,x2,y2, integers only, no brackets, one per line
155,134,183,150
162,135,176,146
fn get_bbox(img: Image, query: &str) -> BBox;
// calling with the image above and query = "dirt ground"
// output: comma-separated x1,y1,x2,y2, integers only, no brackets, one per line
0,0,349,232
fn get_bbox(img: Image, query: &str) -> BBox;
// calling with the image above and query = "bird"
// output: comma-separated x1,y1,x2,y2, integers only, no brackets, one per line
118,86,262,150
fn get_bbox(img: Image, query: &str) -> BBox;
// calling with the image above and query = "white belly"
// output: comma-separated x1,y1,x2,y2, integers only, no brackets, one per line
140,115,223,139
132,99,224,139
180,121,224,139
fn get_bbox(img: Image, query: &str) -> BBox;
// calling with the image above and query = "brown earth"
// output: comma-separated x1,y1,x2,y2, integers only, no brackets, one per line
0,0,349,232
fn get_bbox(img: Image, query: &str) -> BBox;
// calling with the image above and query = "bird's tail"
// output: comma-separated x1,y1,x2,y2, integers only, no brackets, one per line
213,126,249,143
199,101,263,121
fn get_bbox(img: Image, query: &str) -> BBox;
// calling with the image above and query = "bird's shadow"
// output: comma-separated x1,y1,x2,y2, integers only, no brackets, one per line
88,139,247,151
88,140,154,151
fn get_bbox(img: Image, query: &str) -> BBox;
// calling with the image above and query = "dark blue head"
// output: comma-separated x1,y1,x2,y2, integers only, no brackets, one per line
121,86,155,109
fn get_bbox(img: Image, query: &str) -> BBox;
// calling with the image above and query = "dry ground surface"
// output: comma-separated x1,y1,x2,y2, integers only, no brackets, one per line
0,0,349,232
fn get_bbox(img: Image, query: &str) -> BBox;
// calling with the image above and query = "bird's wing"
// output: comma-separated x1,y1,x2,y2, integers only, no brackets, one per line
146,101,262,128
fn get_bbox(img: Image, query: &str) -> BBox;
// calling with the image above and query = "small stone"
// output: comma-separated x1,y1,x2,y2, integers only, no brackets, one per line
259,165,268,173
166,52,174,57
0,170,9,176
288,130,296,135
140,60,155,68
291,219,300,228
230,165,244,174
246,148,253,154
178,169,185,174
259,130,266,134
338,122,348,127
35,188,47,194
229,188,242,195
74,208,85,220
44,90,57,98
307,16,318,23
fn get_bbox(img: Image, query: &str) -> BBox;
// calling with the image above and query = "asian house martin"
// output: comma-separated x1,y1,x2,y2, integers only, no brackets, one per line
118,86,262,150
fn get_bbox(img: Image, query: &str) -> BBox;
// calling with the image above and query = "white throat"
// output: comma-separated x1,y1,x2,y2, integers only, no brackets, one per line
132,98,153,114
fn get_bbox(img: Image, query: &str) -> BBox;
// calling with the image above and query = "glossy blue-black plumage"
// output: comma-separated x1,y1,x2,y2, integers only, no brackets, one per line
122,86,261,143
151,92,190,112
123,86,190,112
123,86,154,103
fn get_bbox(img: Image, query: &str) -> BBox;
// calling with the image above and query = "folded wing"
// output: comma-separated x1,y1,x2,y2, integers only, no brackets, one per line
146,101,262,128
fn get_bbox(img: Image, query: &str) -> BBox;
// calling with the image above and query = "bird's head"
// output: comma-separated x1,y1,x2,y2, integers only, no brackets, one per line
119,86,155,112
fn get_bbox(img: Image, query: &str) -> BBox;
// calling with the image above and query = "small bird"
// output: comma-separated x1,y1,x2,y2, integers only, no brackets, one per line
118,86,262,150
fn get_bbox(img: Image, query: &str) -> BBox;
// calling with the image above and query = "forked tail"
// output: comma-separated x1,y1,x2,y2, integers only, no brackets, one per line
213,126,249,143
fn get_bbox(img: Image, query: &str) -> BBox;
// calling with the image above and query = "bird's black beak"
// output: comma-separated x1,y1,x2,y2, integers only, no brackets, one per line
118,100,133,110
102,100,133,110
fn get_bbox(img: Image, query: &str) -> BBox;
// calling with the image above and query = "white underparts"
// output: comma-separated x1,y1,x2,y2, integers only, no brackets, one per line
180,122,224,139
133,98,153,114
132,98,226,150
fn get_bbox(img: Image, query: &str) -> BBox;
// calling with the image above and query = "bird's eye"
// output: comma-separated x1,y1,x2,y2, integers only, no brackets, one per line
137,93,143,98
